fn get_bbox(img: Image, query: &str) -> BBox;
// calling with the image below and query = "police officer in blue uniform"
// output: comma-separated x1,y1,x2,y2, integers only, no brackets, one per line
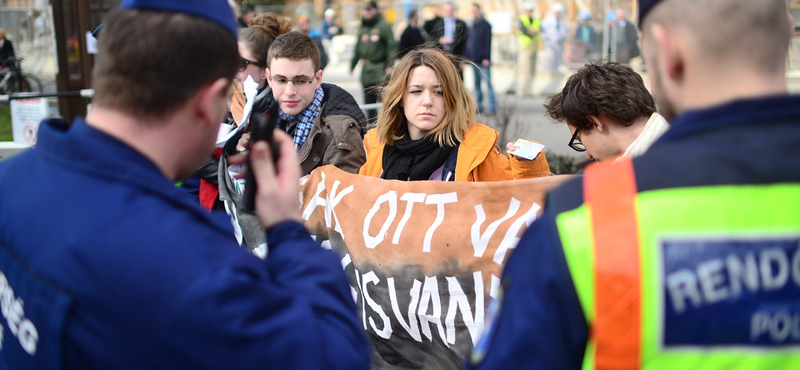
469,0,800,368
0,1,369,369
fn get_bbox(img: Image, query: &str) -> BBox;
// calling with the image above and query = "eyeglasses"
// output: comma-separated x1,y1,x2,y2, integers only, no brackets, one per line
239,57,265,72
568,127,586,152
269,76,316,90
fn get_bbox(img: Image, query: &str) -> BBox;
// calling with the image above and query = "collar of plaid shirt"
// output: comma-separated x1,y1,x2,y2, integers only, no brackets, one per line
279,87,325,151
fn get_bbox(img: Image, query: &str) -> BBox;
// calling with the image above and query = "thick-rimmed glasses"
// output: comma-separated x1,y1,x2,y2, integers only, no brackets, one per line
568,127,586,152
239,57,265,72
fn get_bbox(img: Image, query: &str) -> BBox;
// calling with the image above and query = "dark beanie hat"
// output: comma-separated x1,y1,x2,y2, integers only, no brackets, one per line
120,0,238,39
638,0,662,27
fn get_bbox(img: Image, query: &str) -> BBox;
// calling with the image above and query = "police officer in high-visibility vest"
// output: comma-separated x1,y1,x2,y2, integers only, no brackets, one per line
508,1,540,96
469,0,800,368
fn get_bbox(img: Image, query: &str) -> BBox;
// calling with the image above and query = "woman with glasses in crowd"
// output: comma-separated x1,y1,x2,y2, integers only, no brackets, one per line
360,48,550,182
228,12,294,126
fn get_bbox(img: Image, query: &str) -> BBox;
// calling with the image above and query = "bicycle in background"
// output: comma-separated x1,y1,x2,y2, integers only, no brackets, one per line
0,57,43,95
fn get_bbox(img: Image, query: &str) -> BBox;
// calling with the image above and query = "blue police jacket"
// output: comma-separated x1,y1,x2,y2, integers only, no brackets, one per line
0,117,369,369
468,95,800,369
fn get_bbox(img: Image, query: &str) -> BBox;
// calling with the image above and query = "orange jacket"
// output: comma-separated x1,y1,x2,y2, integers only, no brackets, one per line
359,123,550,181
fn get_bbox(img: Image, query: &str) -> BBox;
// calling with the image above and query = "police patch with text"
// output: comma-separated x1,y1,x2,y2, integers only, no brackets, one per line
661,236,800,347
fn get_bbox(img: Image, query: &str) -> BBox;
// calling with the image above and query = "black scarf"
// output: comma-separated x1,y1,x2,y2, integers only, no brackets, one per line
382,127,455,181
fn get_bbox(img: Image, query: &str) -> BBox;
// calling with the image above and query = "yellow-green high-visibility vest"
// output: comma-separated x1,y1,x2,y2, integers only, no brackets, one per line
557,158,800,370
518,15,540,48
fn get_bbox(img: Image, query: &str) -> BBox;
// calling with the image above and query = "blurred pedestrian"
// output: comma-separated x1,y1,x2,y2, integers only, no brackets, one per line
613,9,639,64
320,8,339,41
0,29,15,64
238,4,255,28
570,11,598,63
296,15,327,70
508,1,541,96
350,0,396,124
423,5,442,37
320,9,340,64
426,2,468,79
398,9,425,59
540,3,569,74
465,3,496,114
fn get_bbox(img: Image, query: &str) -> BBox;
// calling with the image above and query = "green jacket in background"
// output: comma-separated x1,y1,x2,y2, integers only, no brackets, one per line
350,12,396,87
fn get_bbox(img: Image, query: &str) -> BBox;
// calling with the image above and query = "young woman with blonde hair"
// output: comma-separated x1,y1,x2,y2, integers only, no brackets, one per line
360,48,549,181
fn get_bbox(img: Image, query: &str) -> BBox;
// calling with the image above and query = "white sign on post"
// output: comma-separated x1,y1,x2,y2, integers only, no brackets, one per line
11,98,48,146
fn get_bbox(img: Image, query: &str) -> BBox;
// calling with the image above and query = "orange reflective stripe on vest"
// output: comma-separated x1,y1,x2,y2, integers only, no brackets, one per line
584,158,641,370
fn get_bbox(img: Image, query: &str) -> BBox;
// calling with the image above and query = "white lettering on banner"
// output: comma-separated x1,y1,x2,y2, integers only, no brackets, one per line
341,254,358,301
423,193,459,253
667,247,800,314
388,277,422,341
445,272,484,346
357,188,539,256
363,191,399,249
301,171,328,221
471,198,520,258
354,269,367,330
0,272,39,355
362,272,393,339
326,179,354,240
359,270,488,347
493,202,541,265
751,310,800,343
490,275,501,300
301,173,354,242
392,193,426,245
419,276,448,345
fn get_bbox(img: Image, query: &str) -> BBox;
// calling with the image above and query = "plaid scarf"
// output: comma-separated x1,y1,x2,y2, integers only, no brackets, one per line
279,87,324,151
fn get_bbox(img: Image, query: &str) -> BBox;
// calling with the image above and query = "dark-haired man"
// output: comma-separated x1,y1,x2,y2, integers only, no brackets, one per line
0,1,369,369
469,0,800,369
465,3,497,114
220,31,366,250
543,61,668,162
398,9,425,59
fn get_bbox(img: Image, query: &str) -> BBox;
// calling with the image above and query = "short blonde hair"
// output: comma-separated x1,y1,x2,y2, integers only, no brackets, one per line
376,48,475,147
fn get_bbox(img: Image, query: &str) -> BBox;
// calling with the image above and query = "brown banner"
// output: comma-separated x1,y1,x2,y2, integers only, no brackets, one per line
300,165,570,369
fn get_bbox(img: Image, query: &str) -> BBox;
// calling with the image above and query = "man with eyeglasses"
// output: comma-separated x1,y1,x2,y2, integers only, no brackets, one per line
219,31,367,250
543,61,668,162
